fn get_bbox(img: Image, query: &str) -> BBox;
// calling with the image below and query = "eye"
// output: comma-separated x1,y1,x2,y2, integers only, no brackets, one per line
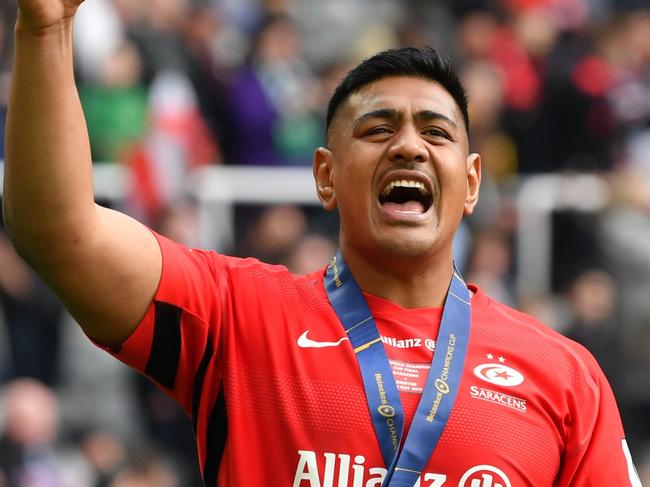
366,126,393,136
422,127,450,139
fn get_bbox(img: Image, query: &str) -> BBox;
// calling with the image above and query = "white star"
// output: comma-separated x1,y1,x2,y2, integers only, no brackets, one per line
487,353,494,360
498,356,506,363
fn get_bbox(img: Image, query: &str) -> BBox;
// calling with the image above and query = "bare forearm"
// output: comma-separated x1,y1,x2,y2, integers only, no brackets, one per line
3,17,96,255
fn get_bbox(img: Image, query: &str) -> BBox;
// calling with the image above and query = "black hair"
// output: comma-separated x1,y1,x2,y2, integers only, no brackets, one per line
326,46,469,134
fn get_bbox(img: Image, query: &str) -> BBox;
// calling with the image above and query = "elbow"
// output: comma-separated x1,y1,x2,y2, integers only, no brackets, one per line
2,198,18,244
1,209,35,268
2,199,50,268
1,190,98,270
2,197,23,246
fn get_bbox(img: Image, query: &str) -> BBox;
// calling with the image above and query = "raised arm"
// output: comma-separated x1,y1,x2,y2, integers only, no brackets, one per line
2,0,161,345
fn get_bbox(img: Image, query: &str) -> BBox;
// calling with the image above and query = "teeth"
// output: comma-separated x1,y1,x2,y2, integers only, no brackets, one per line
381,179,430,196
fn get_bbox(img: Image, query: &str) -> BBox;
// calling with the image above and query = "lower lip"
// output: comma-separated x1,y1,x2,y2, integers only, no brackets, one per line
376,200,432,223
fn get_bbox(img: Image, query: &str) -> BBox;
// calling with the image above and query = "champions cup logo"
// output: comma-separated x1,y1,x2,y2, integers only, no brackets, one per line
426,334,456,422
374,373,400,450
378,404,395,418
374,374,396,418
435,378,450,394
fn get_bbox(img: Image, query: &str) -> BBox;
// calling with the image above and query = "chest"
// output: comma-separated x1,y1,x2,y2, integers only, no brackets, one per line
218,300,565,486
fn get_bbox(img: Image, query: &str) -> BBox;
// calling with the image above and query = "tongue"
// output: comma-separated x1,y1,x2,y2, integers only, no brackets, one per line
382,201,425,214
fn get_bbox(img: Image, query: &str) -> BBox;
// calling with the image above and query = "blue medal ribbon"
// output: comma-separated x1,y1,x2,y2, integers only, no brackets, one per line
325,251,471,487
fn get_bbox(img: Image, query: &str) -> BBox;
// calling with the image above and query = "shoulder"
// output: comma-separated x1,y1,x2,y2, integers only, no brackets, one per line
176,234,326,296
156,230,301,281
217,250,325,292
154,231,328,314
470,285,604,385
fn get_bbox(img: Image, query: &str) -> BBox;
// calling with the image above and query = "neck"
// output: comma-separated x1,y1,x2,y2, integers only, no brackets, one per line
340,244,455,309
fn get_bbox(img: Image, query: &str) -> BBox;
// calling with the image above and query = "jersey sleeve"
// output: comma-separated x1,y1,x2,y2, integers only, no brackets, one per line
95,231,231,417
556,346,642,486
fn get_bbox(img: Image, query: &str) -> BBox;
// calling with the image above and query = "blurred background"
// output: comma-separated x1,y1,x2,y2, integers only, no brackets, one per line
0,0,650,485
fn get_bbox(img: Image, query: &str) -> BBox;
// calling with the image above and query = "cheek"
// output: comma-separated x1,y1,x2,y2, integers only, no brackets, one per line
336,182,371,215
335,165,372,202
438,165,470,210
334,173,375,228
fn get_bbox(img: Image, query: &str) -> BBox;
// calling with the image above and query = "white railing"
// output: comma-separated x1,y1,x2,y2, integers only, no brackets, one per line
515,173,610,298
0,162,322,258
188,165,320,251
0,162,614,298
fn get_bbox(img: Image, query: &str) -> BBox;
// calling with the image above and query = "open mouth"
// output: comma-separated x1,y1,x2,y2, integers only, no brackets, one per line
378,179,433,214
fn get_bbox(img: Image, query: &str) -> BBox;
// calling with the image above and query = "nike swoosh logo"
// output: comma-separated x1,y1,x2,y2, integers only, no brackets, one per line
297,330,349,349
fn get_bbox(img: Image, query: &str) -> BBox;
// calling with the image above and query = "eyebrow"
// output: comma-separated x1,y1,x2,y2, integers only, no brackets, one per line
415,110,458,129
353,108,458,130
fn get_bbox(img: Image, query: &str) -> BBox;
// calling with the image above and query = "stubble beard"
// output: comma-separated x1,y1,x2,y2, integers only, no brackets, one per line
375,226,440,262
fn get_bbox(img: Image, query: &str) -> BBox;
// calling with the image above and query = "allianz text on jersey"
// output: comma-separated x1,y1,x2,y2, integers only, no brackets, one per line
293,450,514,487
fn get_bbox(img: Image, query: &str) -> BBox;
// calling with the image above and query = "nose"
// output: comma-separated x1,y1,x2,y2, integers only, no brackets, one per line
387,125,428,163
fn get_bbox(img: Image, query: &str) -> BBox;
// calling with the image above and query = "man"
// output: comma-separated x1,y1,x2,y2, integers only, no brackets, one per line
2,1,642,486
0,379,63,485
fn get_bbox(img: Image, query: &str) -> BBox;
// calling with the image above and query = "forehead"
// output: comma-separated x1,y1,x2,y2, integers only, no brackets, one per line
345,76,462,123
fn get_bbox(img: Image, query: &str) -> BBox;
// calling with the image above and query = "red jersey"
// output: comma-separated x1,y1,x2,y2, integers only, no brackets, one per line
99,233,641,486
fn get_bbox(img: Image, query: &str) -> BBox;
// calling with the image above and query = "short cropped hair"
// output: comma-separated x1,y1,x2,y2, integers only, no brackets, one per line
326,47,469,134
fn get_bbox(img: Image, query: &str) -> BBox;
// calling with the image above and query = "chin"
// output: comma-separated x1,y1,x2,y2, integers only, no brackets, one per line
374,232,438,260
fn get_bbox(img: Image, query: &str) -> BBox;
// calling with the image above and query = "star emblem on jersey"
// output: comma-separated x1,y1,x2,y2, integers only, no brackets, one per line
486,353,506,363
473,363,524,387
297,330,349,349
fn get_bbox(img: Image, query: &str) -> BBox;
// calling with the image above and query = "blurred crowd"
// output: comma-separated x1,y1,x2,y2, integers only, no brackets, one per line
1,0,650,485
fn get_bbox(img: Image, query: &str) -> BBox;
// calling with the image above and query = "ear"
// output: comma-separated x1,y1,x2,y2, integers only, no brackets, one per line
313,147,337,210
464,152,481,215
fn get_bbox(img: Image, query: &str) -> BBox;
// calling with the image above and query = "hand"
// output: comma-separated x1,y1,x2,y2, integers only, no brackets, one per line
16,0,85,35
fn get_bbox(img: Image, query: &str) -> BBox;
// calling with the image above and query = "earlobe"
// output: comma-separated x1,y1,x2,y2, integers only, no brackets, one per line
313,147,337,211
464,153,481,215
